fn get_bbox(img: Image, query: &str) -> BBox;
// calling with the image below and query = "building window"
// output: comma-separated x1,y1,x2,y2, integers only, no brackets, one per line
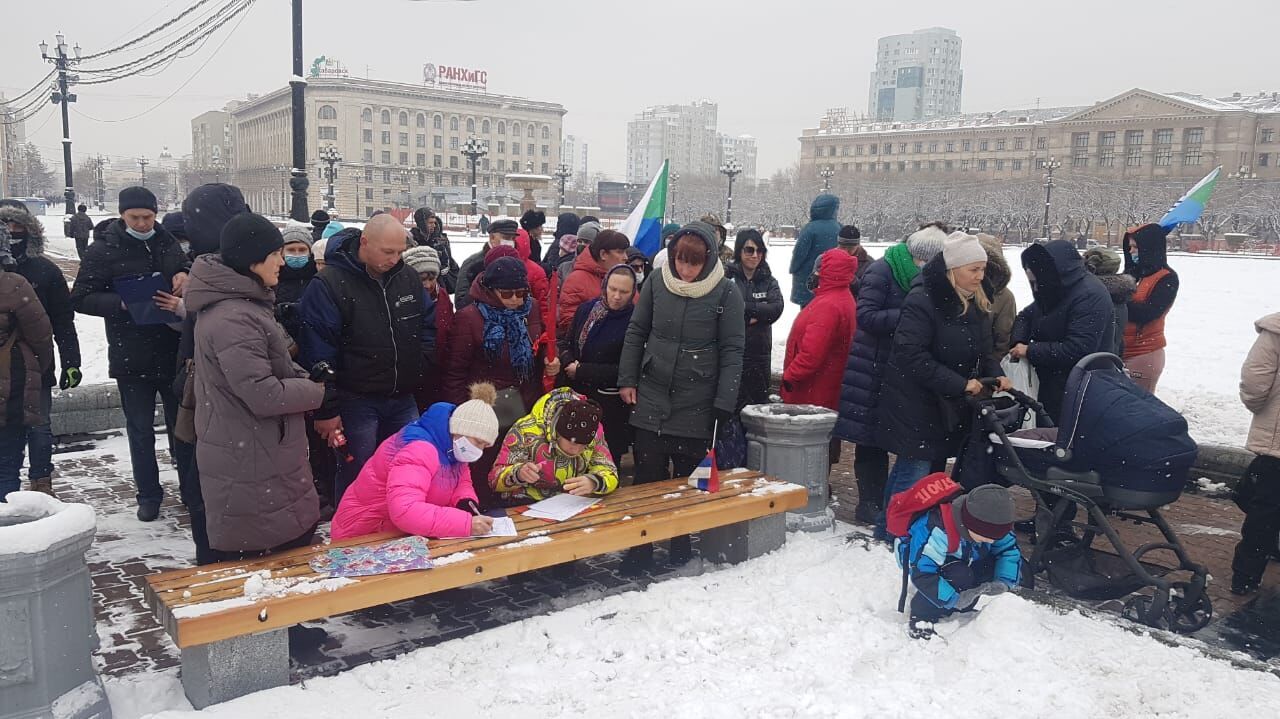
416,134,425,148
481,159,490,171
829,145,838,157
895,161,905,172
960,160,971,170
382,171,391,183
962,140,972,152
318,126,337,140
416,113,426,128
398,152,408,165
416,154,426,166
1098,149,1115,167
1126,147,1142,167
318,105,338,120
1036,137,1047,150
436,173,443,184
1154,128,1173,145
1155,147,1172,166
497,121,506,135
513,143,521,155
914,142,923,153
1262,129,1274,143
879,143,889,155
542,126,550,140
945,142,955,153
482,119,491,133
929,142,939,153
449,137,459,150
361,108,373,122
362,149,373,162
449,156,459,169
996,139,1006,150
433,136,442,149
466,118,475,133
451,174,460,186
399,132,408,146
1183,149,1202,166
528,125,536,138
1125,130,1144,146
541,145,550,157
898,143,907,154
976,159,986,170
1072,132,1089,148
542,162,549,174
944,160,953,170
497,141,505,154
928,160,937,171
839,145,849,156
398,111,408,126
855,145,863,155
527,143,535,155
497,159,506,171
364,187,373,200
449,116,459,131
979,140,989,151
1072,150,1088,168
381,130,391,144
1258,153,1270,167
815,147,823,158
433,155,442,167
381,110,391,124
868,144,877,155
362,129,373,143
381,150,391,163
433,115,443,130
1185,127,1204,145
1099,131,1116,147
995,159,1004,170
1014,138,1025,150
1012,159,1022,171
512,122,521,137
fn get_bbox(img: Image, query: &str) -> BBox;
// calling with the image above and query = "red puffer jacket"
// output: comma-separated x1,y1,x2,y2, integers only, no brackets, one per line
557,250,606,334
782,249,858,409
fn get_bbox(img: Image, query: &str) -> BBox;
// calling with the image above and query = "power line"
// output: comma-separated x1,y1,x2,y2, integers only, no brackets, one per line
79,0,223,61
76,0,251,79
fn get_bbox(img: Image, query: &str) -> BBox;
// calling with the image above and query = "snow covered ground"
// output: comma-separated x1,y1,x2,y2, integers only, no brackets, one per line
37,209,1269,445
106,530,1279,718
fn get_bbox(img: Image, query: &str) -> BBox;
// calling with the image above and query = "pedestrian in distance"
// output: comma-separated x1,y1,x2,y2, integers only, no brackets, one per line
67,203,94,259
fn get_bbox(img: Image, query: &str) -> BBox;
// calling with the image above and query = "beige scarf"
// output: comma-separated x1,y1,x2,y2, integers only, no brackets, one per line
660,260,725,299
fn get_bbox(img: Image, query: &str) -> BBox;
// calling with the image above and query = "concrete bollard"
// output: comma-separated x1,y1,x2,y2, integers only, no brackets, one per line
740,403,838,532
0,492,111,719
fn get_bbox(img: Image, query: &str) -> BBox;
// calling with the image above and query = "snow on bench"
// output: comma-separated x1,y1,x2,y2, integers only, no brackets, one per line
142,468,804,708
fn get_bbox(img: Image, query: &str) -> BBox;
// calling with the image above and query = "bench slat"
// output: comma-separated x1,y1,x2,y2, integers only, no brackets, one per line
146,472,802,648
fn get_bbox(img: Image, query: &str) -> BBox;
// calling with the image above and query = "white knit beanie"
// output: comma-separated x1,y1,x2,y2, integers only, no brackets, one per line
942,231,987,269
907,225,948,263
449,383,499,444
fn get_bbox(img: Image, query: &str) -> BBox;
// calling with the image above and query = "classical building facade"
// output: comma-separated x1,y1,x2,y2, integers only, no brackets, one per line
801,89,1280,184
868,27,963,122
221,76,565,218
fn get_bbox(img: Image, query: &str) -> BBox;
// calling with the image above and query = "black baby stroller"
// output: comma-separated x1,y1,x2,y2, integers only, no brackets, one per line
969,352,1211,634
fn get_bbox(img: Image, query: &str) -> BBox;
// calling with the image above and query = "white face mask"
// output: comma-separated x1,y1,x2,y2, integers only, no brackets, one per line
500,239,515,247
452,436,484,463
634,272,645,284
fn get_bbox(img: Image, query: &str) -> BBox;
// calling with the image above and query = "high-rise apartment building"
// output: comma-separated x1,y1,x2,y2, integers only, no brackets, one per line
717,134,757,180
868,27,963,122
626,100,719,182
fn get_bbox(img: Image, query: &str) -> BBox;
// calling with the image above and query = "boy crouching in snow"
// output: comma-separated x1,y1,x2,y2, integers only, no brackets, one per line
901,484,1022,638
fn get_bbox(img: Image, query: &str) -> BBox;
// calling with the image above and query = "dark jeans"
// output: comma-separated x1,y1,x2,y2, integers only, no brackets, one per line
205,525,318,564
631,428,709,560
26,385,53,481
1233,455,1280,585
336,393,419,503
910,555,995,622
117,377,180,507
0,423,30,501
597,391,633,464
74,234,89,259
854,444,889,509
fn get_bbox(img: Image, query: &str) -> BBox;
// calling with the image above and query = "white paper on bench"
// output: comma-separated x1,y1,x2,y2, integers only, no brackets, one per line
523,494,600,522
481,516,518,537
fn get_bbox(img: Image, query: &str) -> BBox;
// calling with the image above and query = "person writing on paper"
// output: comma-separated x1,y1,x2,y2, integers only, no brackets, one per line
331,383,501,540
70,186,191,522
490,388,619,504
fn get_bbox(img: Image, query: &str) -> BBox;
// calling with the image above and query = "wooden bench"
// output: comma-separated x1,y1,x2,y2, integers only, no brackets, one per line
143,469,805,708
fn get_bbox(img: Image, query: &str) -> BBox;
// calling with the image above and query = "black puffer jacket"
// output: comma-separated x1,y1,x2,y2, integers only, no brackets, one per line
726,259,783,372
834,258,908,445
0,206,80,386
1011,240,1113,419
877,255,1001,462
70,219,189,380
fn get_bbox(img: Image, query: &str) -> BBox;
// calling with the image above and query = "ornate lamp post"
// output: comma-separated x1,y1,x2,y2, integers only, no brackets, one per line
319,145,342,211
819,165,834,192
669,172,680,222
719,159,743,224
461,136,489,228
553,163,572,210
1041,156,1062,240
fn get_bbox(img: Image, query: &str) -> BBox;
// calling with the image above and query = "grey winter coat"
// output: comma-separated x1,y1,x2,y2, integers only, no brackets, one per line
618,222,746,441
186,255,324,553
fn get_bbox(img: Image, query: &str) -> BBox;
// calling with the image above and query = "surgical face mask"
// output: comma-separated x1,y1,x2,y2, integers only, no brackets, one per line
634,272,645,285
1130,253,1140,264
500,239,515,248
452,436,484,463
284,255,311,269
125,226,156,241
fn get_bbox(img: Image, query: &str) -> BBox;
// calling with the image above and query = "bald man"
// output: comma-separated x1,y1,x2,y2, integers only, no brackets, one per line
299,216,437,502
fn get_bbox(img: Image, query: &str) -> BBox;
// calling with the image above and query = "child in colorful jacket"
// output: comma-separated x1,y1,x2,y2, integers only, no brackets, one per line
490,388,619,503
900,484,1022,636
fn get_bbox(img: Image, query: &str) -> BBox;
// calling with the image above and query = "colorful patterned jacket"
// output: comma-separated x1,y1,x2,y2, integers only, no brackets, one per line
489,387,619,502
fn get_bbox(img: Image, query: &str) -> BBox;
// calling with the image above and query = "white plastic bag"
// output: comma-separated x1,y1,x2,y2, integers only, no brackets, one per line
1000,356,1040,430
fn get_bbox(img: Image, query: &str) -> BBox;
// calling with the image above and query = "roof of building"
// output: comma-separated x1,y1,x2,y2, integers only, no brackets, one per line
229,76,566,118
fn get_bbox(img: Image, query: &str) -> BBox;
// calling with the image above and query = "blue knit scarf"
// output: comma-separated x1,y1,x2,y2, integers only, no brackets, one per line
476,297,534,382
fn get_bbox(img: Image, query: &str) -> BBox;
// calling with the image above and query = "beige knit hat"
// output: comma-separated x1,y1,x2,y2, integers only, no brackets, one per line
449,382,499,444
942,231,986,269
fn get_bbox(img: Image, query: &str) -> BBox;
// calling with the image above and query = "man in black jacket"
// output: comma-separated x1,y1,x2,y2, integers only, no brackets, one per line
67,204,94,259
299,214,434,502
0,205,81,498
70,187,191,521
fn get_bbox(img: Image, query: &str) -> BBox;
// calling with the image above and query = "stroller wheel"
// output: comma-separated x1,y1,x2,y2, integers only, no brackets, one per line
1120,593,1164,630
1165,581,1213,634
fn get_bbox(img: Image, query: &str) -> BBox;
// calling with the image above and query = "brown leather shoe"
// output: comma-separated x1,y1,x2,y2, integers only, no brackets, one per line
29,477,55,498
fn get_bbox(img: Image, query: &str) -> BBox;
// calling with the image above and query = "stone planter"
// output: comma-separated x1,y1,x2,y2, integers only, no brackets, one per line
0,492,110,719
740,403,837,532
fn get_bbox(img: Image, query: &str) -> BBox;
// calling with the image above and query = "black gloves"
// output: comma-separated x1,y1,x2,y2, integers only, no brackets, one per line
59,367,83,390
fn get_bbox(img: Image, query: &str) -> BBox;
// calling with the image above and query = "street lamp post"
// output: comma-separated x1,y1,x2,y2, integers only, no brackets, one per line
288,0,309,222
819,165,834,192
669,172,680,223
319,145,342,211
461,136,488,232
398,170,412,208
1041,156,1062,240
719,159,743,224
350,170,363,218
553,163,572,210
40,33,81,216
211,158,223,185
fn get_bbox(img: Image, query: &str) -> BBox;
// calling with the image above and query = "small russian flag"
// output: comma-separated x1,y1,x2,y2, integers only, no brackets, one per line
688,420,721,492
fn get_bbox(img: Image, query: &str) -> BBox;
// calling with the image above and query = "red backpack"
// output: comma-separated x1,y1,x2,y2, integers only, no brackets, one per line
886,472,963,612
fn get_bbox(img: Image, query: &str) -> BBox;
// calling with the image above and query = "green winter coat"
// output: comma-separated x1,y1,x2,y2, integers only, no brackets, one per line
618,222,746,441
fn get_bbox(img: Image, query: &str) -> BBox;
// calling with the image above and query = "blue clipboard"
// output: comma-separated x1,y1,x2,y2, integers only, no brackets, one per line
113,273,180,325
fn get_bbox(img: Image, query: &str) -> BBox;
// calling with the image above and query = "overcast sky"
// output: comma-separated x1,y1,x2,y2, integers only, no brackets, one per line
3,0,1274,181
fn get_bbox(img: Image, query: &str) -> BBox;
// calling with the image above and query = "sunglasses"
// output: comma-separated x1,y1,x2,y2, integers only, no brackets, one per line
742,246,764,256
495,288,529,300
628,262,646,271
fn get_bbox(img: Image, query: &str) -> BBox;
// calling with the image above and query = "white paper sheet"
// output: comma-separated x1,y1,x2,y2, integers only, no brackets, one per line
481,516,518,537
522,494,600,522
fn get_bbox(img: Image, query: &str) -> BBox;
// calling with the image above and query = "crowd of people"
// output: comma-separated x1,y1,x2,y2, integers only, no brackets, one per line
18,177,1271,636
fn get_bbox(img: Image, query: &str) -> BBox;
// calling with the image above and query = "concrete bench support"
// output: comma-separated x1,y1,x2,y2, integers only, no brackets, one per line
181,629,289,709
700,513,785,565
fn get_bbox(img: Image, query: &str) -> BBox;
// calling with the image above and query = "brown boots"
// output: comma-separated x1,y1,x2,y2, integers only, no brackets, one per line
28,476,55,498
